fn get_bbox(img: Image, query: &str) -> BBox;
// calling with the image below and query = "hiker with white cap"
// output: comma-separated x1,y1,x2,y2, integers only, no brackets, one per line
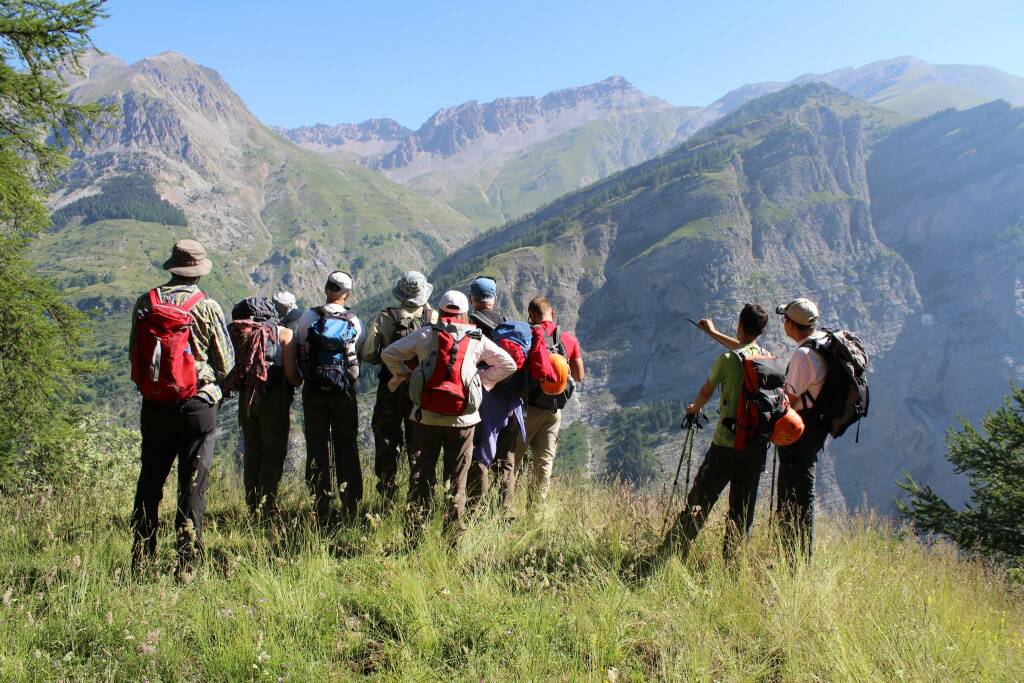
775,297,829,560
381,290,516,539
294,271,364,525
128,238,234,581
359,271,437,504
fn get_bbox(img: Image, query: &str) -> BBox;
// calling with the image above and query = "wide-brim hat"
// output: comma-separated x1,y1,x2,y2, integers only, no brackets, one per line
163,239,212,277
393,271,433,307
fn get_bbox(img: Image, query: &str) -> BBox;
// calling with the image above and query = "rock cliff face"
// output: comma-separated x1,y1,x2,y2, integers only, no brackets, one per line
433,84,922,509
46,51,475,309
844,100,1024,509
278,77,709,226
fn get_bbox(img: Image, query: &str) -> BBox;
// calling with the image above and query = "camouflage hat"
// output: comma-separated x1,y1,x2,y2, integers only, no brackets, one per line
392,271,433,307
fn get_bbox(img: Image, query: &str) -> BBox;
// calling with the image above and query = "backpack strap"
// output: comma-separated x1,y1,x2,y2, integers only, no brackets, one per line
180,291,206,311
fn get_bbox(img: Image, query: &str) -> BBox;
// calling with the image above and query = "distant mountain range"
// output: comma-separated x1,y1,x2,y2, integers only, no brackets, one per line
38,50,1024,509
277,56,1024,227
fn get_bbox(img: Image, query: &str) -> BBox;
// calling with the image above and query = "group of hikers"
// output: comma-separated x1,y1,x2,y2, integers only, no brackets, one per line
128,239,867,581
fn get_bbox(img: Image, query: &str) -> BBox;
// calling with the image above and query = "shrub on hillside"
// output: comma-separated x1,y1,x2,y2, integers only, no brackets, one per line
898,384,1024,564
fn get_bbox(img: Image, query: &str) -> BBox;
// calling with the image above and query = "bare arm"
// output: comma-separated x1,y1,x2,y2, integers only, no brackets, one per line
698,318,741,350
570,357,585,382
279,327,302,387
686,379,716,415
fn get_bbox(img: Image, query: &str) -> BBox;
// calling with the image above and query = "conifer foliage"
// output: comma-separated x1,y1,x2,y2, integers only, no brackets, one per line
898,384,1024,563
0,1,106,482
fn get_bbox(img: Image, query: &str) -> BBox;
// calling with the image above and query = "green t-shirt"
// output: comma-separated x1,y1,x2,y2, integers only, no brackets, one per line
708,341,763,448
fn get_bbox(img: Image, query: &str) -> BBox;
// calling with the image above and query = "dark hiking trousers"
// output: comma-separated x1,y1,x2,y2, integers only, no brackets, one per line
776,413,828,561
239,385,293,516
132,397,217,569
302,387,362,521
407,423,474,537
371,379,415,502
664,441,768,560
467,419,519,511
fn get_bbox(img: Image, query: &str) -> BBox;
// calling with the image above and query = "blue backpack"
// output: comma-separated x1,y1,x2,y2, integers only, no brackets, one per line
491,321,532,396
306,306,359,394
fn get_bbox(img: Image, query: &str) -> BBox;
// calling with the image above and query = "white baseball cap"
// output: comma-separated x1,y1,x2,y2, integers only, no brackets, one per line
776,298,819,326
326,271,352,293
438,289,469,314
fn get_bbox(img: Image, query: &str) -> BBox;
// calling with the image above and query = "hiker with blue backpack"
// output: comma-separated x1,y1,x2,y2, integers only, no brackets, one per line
381,290,516,539
464,277,540,512
128,239,234,581
224,296,302,519
295,271,363,525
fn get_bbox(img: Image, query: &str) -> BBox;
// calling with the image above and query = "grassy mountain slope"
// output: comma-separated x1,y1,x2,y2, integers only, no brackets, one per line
717,56,1024,120
406,106,711,226
38,52,475,410
0,457,1020,680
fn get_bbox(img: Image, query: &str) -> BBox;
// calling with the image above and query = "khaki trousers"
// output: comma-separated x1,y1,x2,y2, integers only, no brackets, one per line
513,407,562,508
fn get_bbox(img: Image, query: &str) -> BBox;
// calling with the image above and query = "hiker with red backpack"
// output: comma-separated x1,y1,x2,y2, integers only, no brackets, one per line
359,271,437,504
381,290,516,539
295,271,364,525
128,239,234,580
653,304,786,562
775,298,870,560
224,296,302,519
512,296,585,511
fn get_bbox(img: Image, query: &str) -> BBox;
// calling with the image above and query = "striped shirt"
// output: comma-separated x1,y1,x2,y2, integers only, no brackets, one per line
129,283,235,403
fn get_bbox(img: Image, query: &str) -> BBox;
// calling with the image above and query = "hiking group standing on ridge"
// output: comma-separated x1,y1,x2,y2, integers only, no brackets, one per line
129,239,867,581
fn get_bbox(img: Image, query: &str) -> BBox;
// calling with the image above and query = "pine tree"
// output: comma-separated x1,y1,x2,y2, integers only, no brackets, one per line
898,384,1024,563
0,1,107,482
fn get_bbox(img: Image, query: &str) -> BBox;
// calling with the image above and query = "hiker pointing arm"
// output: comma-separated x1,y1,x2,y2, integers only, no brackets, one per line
697,318,742,351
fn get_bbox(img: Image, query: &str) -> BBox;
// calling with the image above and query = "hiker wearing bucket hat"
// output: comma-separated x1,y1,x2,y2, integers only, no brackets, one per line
294,271,364,525
511,296,586,511
654,304,771,564
359,271,438,504
775,297,829,561
128,239,234,581
272,291,302,334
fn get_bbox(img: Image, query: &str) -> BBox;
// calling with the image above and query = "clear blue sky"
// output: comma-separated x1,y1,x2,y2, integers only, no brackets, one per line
91,0,1024,129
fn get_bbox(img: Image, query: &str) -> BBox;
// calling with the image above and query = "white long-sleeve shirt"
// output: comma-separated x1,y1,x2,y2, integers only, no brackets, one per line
786,332,828,411
381,322,516,427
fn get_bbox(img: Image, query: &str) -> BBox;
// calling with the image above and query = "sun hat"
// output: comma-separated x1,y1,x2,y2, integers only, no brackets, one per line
775,298,819,327
393,271,433,307
163,239,212,277
438,290,469,315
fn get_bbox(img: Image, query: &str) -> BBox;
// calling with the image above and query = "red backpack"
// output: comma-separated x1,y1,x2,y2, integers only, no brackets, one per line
733,352,805,451
131,288,206,403
408,322,483,416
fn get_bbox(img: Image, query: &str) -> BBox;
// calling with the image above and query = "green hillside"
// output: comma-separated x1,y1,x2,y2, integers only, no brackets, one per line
0,452,1020,680
407,108,703,227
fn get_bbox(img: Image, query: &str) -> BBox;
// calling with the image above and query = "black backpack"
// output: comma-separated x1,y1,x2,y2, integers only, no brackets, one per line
801,329,870,440
527,326,576,412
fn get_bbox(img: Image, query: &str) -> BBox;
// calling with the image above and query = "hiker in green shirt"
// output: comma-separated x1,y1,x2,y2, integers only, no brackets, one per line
657,303,771,561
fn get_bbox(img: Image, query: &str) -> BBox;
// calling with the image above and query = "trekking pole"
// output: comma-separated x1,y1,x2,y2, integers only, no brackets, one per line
328,425,340,511
768,445,778,517
658,411,705,537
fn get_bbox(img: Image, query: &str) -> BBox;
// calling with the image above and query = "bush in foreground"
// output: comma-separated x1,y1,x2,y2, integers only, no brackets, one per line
0,472,1022,680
